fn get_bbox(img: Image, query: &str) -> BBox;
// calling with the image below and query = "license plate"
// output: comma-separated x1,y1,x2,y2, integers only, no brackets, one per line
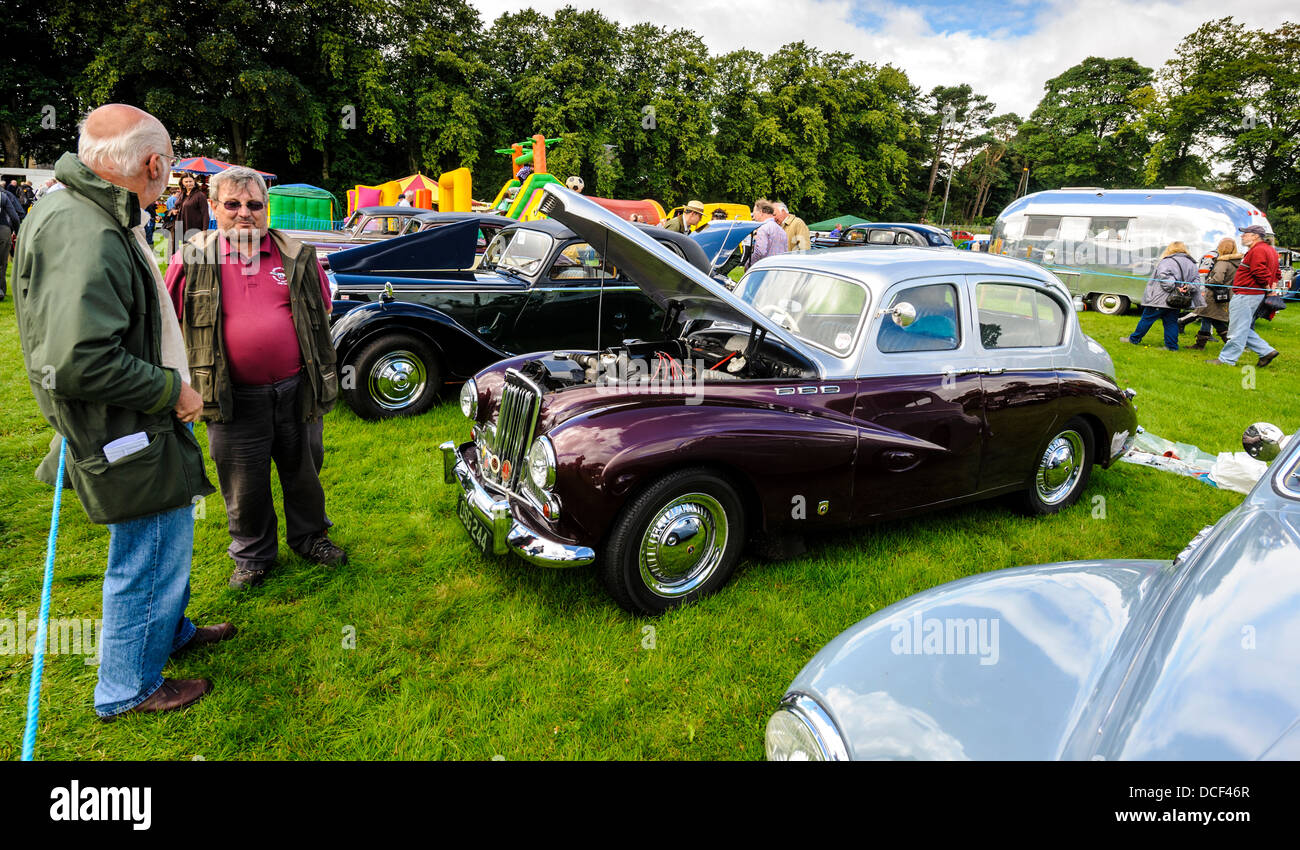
456,492,494,555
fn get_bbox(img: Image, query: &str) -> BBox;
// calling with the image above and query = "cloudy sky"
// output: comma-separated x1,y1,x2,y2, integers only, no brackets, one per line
469,0,1292,117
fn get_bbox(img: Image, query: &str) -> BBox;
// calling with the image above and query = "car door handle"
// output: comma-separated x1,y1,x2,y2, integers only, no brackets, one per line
947,368,979,376
980,368,1005,375
881,449,922,472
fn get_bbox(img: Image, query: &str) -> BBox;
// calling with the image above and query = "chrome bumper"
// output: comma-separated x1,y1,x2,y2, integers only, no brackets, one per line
440,440,595,568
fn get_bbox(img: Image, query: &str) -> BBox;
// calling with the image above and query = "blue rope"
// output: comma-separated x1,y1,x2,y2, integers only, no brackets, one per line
22,438,66,762
1037,262,1300,300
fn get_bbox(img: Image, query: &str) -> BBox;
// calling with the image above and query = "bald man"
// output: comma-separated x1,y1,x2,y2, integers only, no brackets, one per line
13,104,231,721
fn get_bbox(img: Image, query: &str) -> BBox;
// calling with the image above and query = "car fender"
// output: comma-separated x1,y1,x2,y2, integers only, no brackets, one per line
331,300,507,382
786,559,1178,760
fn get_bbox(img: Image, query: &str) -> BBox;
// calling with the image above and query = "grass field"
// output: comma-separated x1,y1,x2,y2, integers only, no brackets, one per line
2,263,1298,760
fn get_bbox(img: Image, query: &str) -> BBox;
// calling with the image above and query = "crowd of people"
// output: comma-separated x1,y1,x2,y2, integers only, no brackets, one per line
1122,227,1282,368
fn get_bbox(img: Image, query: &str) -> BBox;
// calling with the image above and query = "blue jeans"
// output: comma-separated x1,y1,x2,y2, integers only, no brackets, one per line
1218,292,1274,365
1129,306,1180,350
95,504,197,717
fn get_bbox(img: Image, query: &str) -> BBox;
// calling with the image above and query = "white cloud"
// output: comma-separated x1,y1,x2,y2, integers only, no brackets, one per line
468,0,1293,116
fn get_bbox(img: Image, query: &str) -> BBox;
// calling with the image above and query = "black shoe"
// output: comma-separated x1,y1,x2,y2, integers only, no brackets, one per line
228,564,272,590
1257,350,1280,368
296,535,348,566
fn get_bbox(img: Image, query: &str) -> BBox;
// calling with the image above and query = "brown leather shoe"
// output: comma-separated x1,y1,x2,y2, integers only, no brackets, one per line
100,678,211,722
1257,350,1280,368
172,622,236,657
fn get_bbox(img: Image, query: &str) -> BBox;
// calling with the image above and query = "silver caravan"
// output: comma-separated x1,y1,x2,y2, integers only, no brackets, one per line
990,188,1271,314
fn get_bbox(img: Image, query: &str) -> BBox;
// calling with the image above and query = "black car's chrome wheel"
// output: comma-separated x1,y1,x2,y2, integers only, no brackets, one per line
1091,293,1130,315
345,333,441,420
602,469,746,615
1023,418,1094,515
369,350,427,411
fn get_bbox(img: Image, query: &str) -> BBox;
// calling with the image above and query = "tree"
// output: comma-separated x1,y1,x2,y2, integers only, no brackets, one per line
961,113,1021,221
918,85,993,219
1148,18,1299,211
0,0,92,166
1019,57,1154,189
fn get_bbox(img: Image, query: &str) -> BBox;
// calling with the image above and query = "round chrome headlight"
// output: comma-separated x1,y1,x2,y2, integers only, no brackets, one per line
459,379,478,420
765,694,849,761
527,436,556,491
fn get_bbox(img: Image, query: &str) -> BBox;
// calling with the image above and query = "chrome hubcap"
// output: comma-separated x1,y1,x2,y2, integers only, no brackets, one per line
638,493,728,598
1036,430,1084,505
1097,294,1123,313
369,351,426,410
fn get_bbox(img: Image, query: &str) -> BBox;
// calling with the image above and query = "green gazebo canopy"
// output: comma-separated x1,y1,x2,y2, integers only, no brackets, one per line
808,214,869,231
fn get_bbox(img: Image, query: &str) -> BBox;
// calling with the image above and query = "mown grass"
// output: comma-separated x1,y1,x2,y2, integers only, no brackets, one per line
2,262,1298,760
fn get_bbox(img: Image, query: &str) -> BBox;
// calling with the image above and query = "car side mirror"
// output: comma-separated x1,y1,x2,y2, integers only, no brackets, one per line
881,302,916,328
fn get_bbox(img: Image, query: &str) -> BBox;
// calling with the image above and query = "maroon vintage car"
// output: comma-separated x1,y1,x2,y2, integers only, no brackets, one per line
441,186,1139,615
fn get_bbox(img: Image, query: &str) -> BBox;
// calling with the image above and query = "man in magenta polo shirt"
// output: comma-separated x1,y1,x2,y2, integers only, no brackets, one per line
166,166,345,589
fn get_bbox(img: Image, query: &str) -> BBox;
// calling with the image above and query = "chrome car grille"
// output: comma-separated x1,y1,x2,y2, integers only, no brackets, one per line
481,368,543,491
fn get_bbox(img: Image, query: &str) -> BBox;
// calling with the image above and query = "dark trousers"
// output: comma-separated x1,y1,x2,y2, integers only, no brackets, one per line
1129,306,1180,350
206,373,329,569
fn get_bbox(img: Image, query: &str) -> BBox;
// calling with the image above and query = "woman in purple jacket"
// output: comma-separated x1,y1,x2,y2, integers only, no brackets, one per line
1122,241,1200,351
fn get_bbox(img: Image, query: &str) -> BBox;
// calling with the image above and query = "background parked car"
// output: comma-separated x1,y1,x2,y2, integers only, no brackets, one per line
813,222,957,249
442,185,1138,615
280,205,438,267
328,217,751,419
766,426,1300,761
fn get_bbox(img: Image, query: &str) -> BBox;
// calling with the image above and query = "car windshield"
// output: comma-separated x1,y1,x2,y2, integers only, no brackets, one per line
341,211,365,236
481,228,555,278
735,268,869,356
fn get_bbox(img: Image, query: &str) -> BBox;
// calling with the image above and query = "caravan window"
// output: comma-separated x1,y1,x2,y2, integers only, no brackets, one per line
1058,216,1089,242
1088,217,1131,241
1024,216,1061,238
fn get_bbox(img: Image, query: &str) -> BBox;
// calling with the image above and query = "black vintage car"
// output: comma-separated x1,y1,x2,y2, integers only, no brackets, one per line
328,218,735,419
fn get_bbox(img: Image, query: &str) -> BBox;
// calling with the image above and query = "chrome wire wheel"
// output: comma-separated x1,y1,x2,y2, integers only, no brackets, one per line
1035,429,1085,506
637,493,729,599
368,350,427,410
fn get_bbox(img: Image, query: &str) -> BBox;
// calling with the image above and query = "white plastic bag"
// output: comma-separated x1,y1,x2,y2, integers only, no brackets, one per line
1208,452,1268,494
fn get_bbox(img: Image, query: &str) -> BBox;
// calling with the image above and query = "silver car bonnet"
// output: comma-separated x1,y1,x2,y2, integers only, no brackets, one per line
783,429,1300,760
537,184,816,364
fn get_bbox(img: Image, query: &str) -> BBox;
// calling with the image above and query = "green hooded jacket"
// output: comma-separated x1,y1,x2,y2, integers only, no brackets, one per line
13,152,214,524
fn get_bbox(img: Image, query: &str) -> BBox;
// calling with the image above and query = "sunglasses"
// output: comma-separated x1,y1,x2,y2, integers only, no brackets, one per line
220,199,266,212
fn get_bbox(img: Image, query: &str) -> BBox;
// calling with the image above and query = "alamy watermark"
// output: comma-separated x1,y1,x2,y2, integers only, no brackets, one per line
592,354,709,404
889,611,1000,665
1,610,102,665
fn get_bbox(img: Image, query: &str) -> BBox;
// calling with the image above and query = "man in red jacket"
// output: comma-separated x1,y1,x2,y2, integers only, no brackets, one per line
1207,224,1280,367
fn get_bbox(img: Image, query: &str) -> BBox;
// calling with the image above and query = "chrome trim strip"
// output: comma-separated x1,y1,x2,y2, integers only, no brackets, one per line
1271,441,1300,501
780,692,851,761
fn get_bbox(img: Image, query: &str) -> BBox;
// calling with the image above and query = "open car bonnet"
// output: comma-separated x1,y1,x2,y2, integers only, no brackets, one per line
538,185,808,352
691,219,761,272
325,218,480,275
